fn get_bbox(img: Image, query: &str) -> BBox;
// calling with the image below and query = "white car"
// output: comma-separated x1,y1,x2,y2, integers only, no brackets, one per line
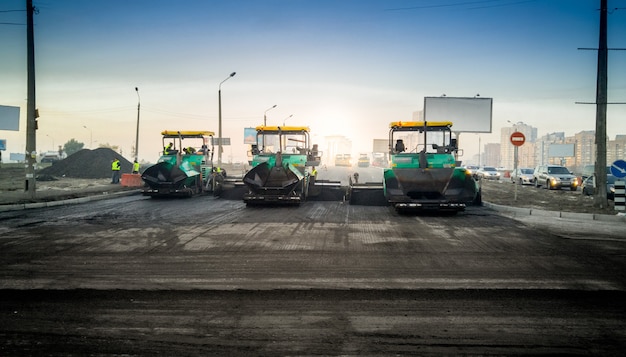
477,166,501,180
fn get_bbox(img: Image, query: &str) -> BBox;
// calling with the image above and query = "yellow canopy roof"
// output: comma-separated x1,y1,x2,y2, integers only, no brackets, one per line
255,125,310,132
161,130,215,138
389,121,453,128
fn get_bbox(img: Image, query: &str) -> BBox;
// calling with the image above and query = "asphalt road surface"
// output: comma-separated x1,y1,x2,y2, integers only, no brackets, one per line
1,187,625,355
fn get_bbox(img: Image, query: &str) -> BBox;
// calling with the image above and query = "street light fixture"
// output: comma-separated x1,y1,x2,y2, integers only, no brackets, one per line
264,104,277,126
218,71,236,168
83,125,92,149
134,87,140,161
282,114,293,126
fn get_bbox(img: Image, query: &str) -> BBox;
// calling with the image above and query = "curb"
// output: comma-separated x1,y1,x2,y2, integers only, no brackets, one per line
483,201,626,223
0,190,142,213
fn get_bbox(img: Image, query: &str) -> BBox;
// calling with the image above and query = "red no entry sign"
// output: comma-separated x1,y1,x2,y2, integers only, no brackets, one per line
510,131,526,146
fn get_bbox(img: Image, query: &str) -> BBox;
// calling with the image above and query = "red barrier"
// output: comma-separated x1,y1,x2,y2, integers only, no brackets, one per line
121,173,143,187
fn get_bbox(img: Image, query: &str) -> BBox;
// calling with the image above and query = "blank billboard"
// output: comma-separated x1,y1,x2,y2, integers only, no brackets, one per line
423,97,492,133
0,105,20,131
548,143,575,158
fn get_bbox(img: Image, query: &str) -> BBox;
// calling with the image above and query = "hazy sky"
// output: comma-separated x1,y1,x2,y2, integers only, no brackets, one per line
1,0,625,163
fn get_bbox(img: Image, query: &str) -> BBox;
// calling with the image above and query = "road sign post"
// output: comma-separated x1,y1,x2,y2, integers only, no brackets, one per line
510,132,526,201
611,160,626,211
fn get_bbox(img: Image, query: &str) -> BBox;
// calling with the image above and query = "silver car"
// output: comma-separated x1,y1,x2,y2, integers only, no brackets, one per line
533,165,579,191
510,168,534,185
477,166,501,180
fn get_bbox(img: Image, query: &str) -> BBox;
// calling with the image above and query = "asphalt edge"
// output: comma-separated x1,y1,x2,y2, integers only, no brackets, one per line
483,201,626,223
0,190,142,213
2,192,625,224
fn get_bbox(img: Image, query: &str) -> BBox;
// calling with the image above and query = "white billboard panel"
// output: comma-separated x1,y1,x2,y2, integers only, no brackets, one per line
0,105,20,131
423,97,492,133
548,143,575,158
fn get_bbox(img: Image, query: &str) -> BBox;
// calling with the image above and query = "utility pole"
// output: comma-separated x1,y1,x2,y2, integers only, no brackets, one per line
25,0,37,199
134,87,140,162
594,0,608,208
577,0,626,206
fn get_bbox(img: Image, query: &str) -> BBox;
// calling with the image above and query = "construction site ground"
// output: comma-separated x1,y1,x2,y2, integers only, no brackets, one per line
1,156,625,355
0,163,620,216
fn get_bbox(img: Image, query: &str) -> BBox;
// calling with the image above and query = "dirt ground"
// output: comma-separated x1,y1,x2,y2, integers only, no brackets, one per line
0,165,619,215
0,166,135,205
479,177,618,215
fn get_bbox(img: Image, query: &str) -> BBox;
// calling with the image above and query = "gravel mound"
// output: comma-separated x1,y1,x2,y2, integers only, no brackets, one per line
38,148,133,179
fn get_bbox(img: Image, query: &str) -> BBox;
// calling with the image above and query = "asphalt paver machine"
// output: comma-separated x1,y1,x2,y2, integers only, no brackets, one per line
243,125,343,205
349,121,480,213
141,130,219,197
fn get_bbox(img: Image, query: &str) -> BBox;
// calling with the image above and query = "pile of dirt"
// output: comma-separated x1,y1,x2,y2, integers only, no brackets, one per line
38,148,133,179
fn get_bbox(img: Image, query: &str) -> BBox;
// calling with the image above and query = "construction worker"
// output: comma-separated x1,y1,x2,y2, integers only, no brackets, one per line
132,159,140,174
310,167,318,185
111,158,121,184
164,142,174,155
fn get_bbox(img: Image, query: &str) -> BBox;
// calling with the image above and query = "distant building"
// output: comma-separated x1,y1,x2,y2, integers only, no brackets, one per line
535,132,565,166
412,110,424,122
500,122,537,169
491,127,623,172
608,135,626,165
483,143,500,167
568,131,595,171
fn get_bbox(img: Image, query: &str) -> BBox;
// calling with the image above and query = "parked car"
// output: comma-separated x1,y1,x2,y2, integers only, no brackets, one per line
581,164,595,181
510,168,534,185
533,164,578,191
476,166,501,180
372,153,387,167
581,174,617,200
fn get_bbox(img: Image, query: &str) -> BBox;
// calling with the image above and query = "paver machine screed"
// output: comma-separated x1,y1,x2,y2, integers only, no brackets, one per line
350,121,480,213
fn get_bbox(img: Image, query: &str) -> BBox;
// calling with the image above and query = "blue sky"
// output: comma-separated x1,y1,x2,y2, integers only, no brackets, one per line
1,0,625,163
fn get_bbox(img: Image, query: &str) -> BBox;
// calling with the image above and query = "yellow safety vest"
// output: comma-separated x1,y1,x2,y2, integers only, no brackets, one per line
112,160,120,171
133,162,140,172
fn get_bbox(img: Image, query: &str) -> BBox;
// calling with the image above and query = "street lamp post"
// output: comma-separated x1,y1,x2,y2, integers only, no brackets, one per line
282,114,293,126
218,72,236,168
134,87,140,162
264,104,277,126
83,125,92,149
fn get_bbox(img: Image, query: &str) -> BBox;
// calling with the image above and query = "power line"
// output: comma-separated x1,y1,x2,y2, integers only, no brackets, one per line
385,0,535,11
0,8,26,26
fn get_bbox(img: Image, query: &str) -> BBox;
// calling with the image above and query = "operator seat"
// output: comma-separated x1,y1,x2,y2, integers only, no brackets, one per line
395,139,405,153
